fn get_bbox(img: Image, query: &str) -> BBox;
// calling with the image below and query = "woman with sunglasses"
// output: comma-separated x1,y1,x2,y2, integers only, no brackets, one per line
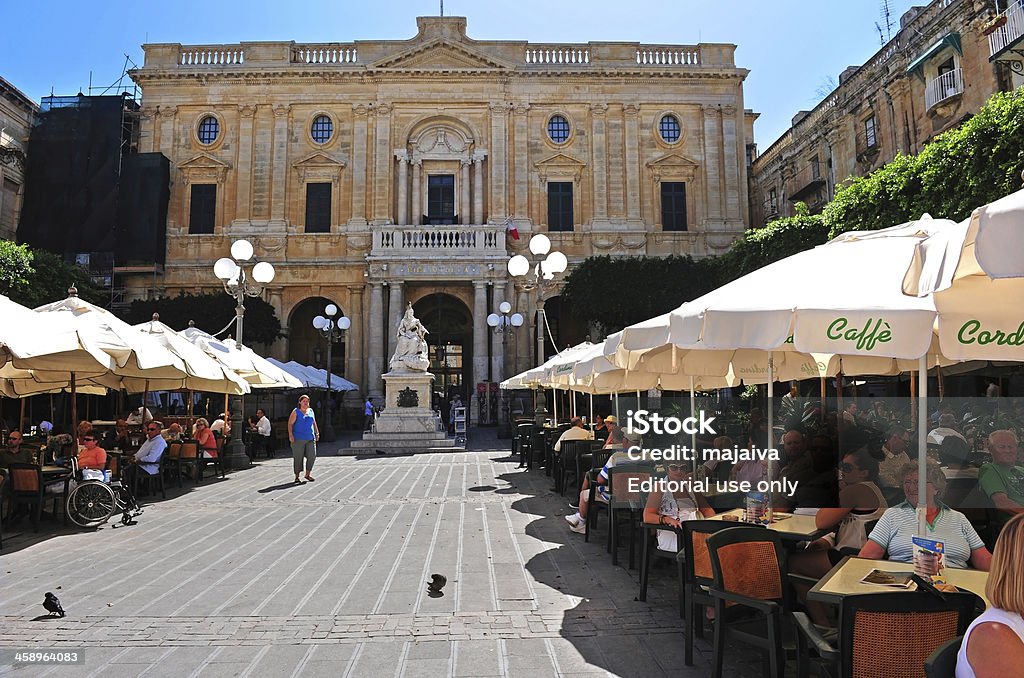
642,461,715,553
76,434,107,471
192,418,219,458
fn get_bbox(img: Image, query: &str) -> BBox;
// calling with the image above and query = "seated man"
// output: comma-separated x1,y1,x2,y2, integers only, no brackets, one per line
210,413,231,437
877,427,911,496
123,421,167,490
979,429,1024,527
928,413,968,446
553,416,593,453
565,432,644,534
0,430,33,473
125,406,153,426
102,419,131,451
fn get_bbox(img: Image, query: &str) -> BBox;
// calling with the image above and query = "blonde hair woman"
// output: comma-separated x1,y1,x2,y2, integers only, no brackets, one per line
956,513,1024,677
192,418,218,458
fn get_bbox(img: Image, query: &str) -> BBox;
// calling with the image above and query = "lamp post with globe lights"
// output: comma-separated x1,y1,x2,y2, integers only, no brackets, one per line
213,238,276,469
487,301,523,432
312,303,351,442
507,233,568,424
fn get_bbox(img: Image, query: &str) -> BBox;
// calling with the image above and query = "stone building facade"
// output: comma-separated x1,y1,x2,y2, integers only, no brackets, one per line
750,0,1021,228
0,77,37,242
128,16,753,411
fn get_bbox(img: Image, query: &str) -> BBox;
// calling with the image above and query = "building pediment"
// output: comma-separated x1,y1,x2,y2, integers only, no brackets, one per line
534,153,587,181
178,152,232,170
371,39,512,71
177,152,231,182
646,153,699,179
292,152,347,169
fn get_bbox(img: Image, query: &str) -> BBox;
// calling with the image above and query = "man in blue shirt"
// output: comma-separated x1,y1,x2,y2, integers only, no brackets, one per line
364,398,375,431
124,421,167,492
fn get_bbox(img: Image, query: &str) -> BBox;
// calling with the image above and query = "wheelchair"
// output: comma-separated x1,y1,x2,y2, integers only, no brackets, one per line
65,463,143,529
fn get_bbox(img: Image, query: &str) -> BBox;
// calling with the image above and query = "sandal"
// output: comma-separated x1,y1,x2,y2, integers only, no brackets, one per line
305,475,315,482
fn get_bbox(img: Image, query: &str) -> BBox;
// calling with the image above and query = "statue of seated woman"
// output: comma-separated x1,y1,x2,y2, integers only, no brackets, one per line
389,304,430,372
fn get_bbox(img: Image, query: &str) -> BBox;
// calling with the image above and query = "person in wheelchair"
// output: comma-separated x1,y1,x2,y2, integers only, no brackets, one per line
76,434,107,472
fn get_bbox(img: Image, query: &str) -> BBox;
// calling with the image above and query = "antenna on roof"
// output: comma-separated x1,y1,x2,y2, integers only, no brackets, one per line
440,0,444,16
879,0,895,43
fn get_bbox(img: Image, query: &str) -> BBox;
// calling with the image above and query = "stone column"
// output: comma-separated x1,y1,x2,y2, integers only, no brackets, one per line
472,281,489,424
349,104,369,225
623,103,641,222
512,103,530,219
386,281,404,362
367,282,385,398
346,284,365,393
396,152,409,225
591,103,609,223
488,102,508,222
157,106,176,164
460,159,471,224
721,105,741,223
235,105,256,224
515,284,530,376
373,103,392,223
473,153,484,224
702,105,724,223
270,105,290,223
411,159,422,225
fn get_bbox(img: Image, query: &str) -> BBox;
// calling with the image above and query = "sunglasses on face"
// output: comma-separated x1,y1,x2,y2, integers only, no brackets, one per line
147,427,160,432
667,464,687,472
840,463,858,473
82,438,97,442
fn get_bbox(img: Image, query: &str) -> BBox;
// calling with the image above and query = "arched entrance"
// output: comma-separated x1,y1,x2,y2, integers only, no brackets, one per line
412,293,472,403
288,296,349,377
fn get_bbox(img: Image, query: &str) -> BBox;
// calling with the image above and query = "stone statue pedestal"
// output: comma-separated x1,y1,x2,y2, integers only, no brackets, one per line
349,370,458,454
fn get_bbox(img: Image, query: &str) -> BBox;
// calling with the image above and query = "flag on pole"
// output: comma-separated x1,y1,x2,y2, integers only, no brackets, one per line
505,219,519,240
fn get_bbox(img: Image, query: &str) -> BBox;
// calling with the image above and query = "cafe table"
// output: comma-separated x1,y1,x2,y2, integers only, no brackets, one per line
808,556,990,608
709,508,828,542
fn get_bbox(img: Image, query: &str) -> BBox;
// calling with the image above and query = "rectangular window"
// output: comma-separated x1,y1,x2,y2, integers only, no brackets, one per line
547,182,573,231
0,178,18,236
660,182,687,231
768,188,778,215
864,115,878,149
427,174,455,224
810,155,820,180
305,182,332,233
188,184,216,234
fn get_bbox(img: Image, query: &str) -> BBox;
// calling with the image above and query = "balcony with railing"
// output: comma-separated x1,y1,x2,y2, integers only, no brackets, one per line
925,68,963,110
988,0,1024,59
787,162,826,202
369,224,506,258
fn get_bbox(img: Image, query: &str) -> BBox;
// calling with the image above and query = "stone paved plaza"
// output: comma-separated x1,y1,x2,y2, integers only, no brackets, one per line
0,431,763,677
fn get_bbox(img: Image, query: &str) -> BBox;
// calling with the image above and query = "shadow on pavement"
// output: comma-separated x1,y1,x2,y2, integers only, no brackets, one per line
256,481,307,493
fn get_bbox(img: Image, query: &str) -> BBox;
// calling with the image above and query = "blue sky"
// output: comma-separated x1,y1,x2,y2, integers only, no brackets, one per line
4,0,919,147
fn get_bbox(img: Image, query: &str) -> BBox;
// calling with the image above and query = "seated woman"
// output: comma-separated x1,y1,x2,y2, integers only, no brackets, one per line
192,418,219,458
162,423,183,442
790,448,888,624
939,435,978,479
642,461,715,552
76,420,93,445
75,434,107,471
859,460,991,571
956,512,1024,678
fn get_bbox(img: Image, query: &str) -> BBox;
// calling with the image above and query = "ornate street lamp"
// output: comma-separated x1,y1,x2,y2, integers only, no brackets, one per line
507,233,568,424
312,303,351,442
213,238,276,469
486,301,524,335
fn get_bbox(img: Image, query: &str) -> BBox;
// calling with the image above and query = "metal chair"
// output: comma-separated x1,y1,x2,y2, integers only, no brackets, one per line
606,462,654,568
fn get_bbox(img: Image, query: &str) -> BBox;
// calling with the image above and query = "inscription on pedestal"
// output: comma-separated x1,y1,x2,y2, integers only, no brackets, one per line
397,387,419,407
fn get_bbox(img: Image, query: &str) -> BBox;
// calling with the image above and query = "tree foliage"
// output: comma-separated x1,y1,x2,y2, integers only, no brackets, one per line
714,211,831,285
0,240,34,297
123,292,282,347
561,255,720,334
0,245,106,308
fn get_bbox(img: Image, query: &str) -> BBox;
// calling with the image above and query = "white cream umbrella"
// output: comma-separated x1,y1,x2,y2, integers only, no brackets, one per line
180,327,302,389
133,315,250,395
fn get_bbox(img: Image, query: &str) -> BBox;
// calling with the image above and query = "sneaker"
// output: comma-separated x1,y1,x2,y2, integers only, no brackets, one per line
564,513,582,526
569,522,587,534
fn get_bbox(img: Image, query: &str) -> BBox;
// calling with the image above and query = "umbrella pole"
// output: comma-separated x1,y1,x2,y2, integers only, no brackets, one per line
836,371,844,458
690,376,697,475
937,365,945,400
918,357,928,534
819,376,826,425
70,372,77,434
766,356,774,524
142,379,150,425
588,392,593,427
19,396,26,432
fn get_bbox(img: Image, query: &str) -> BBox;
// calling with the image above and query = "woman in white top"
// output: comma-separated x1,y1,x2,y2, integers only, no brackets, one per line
956,512,1024,678
642,462,715,553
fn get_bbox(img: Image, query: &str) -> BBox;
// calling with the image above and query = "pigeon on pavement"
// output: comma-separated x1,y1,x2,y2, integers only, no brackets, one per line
43,592,65,617
426,574,447,597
